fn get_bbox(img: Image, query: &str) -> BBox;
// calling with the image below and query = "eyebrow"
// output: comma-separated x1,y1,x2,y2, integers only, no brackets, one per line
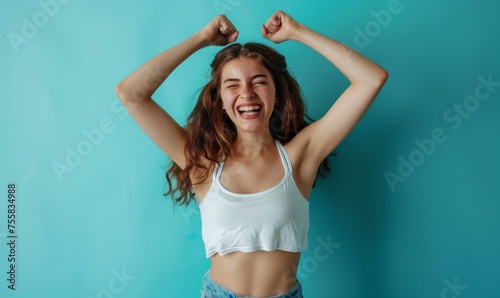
222,74,269,84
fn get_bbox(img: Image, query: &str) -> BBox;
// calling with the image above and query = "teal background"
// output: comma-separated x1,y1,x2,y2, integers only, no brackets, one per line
1,0,499,297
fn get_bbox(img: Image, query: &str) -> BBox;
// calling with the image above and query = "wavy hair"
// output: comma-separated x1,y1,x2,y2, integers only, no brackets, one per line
164,42,331,207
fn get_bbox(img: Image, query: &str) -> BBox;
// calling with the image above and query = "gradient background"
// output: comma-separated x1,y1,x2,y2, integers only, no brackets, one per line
1,0,499,297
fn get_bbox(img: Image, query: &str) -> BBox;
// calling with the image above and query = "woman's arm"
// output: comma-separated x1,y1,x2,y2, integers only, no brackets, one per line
115,35,205,104
263,10,388,164
115,15,238,169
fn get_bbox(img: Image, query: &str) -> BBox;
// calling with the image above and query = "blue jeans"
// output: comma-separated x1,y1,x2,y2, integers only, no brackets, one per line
200,270,303,298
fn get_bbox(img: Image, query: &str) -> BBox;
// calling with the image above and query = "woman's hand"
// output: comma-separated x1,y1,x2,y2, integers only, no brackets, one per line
198,14,239,47
261,10,302,43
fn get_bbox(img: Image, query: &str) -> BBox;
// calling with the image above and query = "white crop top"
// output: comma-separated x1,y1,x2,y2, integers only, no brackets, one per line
199,139,309,258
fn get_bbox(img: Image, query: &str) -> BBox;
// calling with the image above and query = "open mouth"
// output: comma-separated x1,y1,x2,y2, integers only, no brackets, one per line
237,105,262,116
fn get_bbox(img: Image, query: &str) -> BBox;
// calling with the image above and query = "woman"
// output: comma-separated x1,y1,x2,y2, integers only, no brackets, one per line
115,10,388,298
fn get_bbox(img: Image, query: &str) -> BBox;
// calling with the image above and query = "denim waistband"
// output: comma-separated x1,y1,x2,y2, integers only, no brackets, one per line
200,269,303,298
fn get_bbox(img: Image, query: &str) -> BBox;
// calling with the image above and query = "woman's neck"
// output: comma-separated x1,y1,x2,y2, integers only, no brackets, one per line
231,130,275,159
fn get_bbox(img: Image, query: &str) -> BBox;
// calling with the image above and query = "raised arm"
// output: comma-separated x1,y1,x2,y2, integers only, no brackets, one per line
115,15,238,169
262,10,388,165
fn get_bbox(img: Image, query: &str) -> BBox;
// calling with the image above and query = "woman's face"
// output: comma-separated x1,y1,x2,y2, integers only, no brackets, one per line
219,57,277,135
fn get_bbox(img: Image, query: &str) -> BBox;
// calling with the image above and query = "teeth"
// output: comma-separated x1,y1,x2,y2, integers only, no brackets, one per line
237,105,261,112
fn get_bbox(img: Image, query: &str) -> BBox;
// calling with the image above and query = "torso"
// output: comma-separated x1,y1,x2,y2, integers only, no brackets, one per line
191,140,319,296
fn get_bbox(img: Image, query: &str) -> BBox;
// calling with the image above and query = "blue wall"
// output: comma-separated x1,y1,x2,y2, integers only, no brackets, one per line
1,0,499,297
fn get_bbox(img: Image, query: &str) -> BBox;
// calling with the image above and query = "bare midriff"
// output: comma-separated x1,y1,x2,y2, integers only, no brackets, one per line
209,250,301,297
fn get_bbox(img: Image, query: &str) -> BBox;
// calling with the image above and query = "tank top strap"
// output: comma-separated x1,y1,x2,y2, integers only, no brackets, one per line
274,139,293,175
213,160,224,182
213,141,290,185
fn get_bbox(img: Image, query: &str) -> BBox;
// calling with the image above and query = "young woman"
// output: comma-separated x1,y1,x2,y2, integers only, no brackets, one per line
115,10,388,298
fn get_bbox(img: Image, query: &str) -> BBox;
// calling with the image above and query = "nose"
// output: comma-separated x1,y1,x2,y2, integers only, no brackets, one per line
239,84,255,100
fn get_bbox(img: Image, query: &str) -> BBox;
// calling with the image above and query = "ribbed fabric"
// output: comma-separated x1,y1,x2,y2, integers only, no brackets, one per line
199,139,309,258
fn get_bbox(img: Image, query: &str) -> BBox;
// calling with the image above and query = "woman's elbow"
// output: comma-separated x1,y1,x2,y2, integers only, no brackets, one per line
373,68,389,89
378,67,389,82
115,82,130,103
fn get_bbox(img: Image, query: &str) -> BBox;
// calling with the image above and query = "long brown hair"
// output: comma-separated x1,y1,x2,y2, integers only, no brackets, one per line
163,42,331,207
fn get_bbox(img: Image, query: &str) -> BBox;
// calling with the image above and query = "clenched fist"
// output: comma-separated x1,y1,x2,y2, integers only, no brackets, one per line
198,14,239,46
261,10,301,43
